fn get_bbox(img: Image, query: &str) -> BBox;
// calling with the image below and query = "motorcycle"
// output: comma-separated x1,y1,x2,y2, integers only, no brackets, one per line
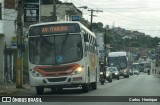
99,71,105,85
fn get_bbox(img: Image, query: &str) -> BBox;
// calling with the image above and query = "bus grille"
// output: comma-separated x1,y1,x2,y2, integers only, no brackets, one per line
47,77,67,82
41,66,73,72
45,73,69,77
34,64,79,77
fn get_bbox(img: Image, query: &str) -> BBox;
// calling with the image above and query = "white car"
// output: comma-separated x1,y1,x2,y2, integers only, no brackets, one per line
132,69,140,75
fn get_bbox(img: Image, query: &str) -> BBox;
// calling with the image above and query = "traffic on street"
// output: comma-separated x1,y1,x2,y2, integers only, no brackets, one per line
1,0,160,105
2,71,160,105
14,72,160,97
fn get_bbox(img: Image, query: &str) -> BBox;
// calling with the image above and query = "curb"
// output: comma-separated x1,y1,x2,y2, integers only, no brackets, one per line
0,84,33,96
0,92,13,96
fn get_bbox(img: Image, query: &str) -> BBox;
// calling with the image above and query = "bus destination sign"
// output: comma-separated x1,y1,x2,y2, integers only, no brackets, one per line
41,26,69,34
29,23,80,36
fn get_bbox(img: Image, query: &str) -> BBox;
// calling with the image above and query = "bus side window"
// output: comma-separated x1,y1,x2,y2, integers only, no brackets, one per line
85,42,89,57
84,33,89,42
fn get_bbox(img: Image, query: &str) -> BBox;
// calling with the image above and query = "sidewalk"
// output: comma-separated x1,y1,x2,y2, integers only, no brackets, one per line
153,73,160,78
0,83,33,96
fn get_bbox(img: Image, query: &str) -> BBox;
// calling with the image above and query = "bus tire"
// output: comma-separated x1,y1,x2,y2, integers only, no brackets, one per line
36,86,44,94
91,82,97,90
82,83,90,92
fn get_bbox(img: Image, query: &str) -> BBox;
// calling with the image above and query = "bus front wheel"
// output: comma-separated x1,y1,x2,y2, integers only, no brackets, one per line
36,86,44,94
91,82,97,90
82,83,90,92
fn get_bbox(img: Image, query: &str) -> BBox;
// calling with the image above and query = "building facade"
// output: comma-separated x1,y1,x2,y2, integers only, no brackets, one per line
41,3,82,22
0,0,17,83
0,0,4,83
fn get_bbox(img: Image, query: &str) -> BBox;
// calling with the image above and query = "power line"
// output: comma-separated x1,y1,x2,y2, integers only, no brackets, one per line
88,9,103,31
75,0,160,25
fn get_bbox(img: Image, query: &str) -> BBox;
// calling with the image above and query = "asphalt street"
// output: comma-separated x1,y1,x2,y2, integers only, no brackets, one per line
1,72,160,105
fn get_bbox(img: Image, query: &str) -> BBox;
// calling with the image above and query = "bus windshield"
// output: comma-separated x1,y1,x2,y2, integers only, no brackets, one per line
108,56,127,70
29,34,83,65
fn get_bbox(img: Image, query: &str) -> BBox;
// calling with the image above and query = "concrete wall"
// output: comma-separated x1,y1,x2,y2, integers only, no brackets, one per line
0,0,17,82
0,36,4,82
0,0,4,33
3,9,17,47
0,0,4,82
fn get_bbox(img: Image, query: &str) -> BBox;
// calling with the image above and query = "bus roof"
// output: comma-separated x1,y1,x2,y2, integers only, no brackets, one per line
29,21,96,37
108,51,127,57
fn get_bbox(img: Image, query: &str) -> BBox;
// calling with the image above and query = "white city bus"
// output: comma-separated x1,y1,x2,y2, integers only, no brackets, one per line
28,21,99,94
107,51,129,78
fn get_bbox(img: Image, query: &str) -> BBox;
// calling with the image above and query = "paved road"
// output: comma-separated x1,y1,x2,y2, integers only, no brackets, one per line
1,73,160,105
38,73,160,96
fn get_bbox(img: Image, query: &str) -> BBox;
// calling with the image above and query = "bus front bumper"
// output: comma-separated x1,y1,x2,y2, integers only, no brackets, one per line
29,75,85,87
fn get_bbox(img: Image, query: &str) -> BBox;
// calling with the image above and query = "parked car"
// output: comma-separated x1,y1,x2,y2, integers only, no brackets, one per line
105,66,113,82
107,67,119,80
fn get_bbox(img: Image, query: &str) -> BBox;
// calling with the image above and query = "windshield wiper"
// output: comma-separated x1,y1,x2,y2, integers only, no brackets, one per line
62,33,69,47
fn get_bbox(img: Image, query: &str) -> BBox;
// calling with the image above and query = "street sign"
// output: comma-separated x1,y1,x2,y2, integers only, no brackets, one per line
11,37,17,49
72,16,80,21
24,3,39,22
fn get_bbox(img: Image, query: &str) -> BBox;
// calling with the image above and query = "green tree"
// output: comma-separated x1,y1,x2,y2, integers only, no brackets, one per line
92,22,104,32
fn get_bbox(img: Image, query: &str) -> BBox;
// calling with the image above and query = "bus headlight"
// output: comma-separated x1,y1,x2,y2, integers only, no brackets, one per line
31,70,43,77
72,66,83,75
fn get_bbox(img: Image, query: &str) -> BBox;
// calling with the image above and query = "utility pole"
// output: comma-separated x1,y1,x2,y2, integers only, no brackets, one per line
88,9,103,31
89,9,93,31
16,0,23,88
104,25,109,65
53,0,57,21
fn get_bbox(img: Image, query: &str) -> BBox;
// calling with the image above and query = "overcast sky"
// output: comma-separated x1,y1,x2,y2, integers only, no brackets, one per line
60,0,160,37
